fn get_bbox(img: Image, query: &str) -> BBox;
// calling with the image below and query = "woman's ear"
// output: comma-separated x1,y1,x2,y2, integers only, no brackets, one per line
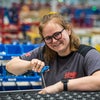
66,29,71,36
68,30,71,35
66,23,72,35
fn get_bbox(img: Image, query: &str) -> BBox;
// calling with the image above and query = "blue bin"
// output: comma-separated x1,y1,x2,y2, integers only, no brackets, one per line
5,44,23,59
0,43,43,91
21,44,35,53
0,82,4,91
2,81,18,91
0,44,6,60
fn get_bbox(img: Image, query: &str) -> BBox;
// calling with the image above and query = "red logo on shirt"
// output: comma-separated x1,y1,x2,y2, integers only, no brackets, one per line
64,72,77,79
25,52,31,57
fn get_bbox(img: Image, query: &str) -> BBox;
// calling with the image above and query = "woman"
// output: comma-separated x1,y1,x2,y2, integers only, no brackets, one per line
6,13,100,94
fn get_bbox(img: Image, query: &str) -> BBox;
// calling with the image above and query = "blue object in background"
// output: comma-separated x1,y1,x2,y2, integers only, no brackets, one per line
0,43,42,91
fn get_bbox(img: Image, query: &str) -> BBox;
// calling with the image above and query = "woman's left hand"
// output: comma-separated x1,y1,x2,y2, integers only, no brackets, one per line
38,81,63,94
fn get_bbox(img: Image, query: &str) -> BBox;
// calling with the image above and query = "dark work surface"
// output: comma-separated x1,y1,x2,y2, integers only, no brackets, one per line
0,89,100,100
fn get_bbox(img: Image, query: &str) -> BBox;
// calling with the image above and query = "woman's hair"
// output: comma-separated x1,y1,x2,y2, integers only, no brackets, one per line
39,12,80,63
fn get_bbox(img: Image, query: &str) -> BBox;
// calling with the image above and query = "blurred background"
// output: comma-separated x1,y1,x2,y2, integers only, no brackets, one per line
0,0,100,91
0,0,100,48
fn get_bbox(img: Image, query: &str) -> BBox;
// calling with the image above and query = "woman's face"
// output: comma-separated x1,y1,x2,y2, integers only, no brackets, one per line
42,21,71,56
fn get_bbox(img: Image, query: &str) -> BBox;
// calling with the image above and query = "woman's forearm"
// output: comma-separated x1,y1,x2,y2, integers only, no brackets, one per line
68,72,100,91
6,57,31,75
39,71,100,94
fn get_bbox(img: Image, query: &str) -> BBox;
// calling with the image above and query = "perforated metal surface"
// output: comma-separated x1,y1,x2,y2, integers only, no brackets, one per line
0,89,100,100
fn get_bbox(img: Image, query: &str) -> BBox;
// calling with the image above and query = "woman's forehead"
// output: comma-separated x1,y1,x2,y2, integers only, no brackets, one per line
43,23,62,35
44,22,62,31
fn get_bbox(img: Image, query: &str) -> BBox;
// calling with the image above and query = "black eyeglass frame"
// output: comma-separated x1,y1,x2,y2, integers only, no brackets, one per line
43,28,65,44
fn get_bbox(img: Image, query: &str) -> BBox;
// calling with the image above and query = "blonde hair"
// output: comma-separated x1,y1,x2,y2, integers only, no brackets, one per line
39,13,80,63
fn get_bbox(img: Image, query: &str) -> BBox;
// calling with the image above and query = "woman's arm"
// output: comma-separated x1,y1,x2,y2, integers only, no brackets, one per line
39,70,100,94
68,71,100,91
6,57,30,75
6,57,45,75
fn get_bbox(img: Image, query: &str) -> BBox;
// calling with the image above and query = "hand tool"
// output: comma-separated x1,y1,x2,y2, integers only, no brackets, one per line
40,66,49,88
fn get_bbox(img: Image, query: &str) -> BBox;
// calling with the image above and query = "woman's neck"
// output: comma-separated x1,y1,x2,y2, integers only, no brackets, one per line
58,47,71,57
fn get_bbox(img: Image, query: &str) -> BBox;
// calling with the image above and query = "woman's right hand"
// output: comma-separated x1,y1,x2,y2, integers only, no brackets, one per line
30,59,45,72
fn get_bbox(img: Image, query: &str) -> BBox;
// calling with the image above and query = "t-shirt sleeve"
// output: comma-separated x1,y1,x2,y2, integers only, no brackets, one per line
19,46,43,61
84,49,100,75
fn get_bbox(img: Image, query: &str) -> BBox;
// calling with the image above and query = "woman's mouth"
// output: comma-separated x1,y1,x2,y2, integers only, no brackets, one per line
52,42,62,48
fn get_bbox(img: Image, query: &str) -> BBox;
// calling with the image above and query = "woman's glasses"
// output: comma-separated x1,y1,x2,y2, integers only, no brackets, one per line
43,28,64,44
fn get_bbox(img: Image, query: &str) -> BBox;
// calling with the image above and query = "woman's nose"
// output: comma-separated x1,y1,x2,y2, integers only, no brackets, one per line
52,37,58,43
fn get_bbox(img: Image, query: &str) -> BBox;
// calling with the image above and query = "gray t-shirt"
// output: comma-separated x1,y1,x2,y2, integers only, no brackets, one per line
19,45,100,86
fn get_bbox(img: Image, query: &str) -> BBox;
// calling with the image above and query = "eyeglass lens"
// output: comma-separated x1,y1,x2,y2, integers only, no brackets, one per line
44,28,64,43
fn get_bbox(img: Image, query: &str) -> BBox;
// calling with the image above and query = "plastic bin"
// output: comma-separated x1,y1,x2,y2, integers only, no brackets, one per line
0,44,6,60
5,44,23,59
21,44,35,53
